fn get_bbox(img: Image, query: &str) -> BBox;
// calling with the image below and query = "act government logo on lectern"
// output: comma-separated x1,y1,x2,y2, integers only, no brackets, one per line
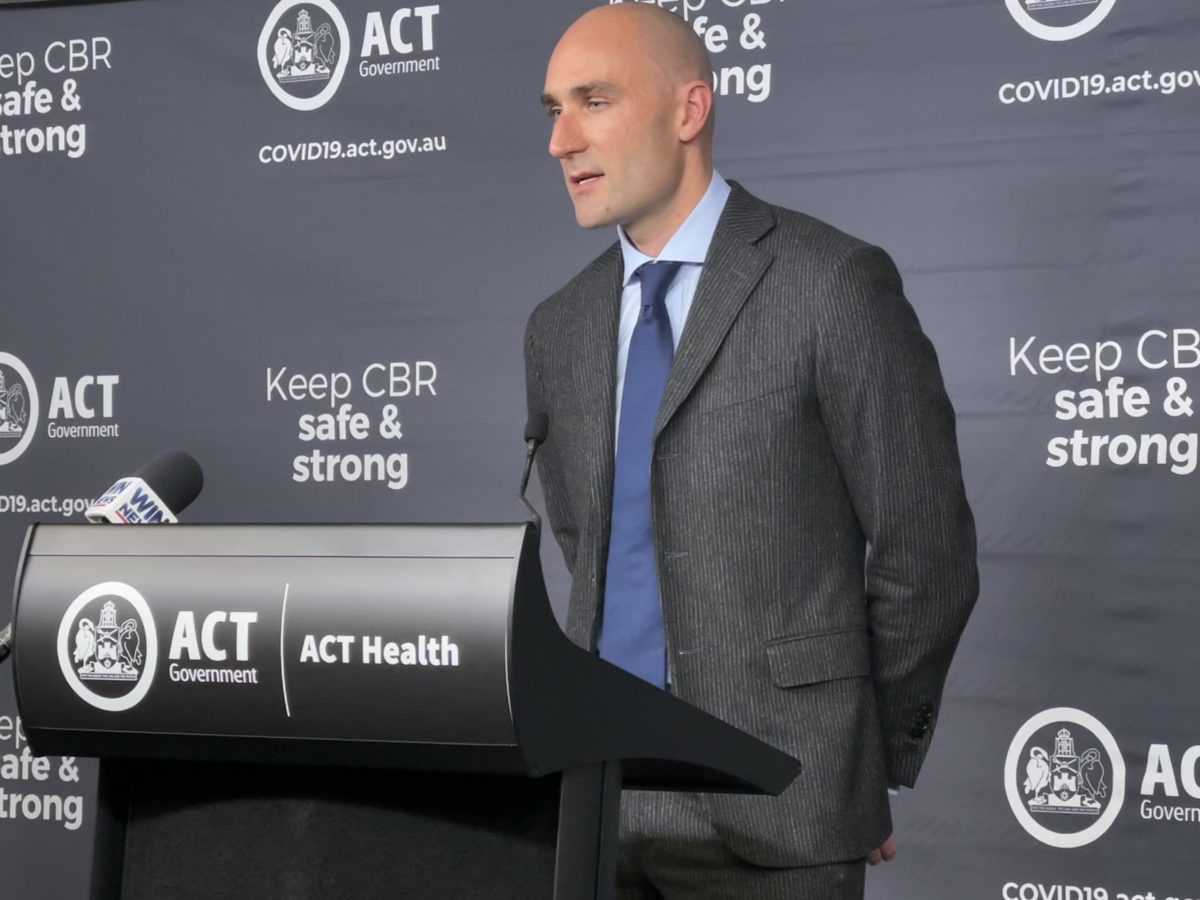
258,0,351,110
57,582,159,712
0,352,38,466
1006,0,1118,41
1005,708,1126,847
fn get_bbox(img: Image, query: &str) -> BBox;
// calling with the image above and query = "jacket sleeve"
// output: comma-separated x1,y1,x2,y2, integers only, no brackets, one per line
524,307,580,572
812,244,979,787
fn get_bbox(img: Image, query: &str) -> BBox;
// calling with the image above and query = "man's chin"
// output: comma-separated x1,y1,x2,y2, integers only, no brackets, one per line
571,200,616,230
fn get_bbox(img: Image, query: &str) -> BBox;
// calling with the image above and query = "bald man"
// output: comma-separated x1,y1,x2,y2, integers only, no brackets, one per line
525,6,978,898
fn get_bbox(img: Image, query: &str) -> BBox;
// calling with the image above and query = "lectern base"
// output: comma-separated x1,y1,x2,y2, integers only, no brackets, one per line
90,760,620,900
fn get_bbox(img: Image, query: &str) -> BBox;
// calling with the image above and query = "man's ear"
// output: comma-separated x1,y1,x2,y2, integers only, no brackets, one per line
678,80,714,143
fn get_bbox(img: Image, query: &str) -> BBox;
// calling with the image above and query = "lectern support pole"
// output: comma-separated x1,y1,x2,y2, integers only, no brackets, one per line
555,761,622,900
90,761,128,900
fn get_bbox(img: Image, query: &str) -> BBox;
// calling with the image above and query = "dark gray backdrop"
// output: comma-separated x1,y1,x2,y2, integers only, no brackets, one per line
2,0,1198,896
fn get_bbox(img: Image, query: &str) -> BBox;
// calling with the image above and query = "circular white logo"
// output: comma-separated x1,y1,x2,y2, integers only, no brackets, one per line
1005,0,1118,42
1005,707,1125,848
258,0,351,111
57,582,158,712
0,351,39,466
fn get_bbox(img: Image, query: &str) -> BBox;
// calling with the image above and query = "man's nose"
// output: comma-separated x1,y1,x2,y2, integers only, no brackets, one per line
549,111,585,159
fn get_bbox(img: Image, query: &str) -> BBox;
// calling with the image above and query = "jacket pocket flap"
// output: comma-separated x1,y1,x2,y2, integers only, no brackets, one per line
766,628,871,687
691,362,797,414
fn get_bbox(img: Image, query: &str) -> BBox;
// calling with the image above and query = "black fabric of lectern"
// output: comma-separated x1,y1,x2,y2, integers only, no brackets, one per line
116,761,560,900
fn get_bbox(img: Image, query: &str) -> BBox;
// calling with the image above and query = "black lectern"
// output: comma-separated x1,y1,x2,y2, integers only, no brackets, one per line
12,523,800,899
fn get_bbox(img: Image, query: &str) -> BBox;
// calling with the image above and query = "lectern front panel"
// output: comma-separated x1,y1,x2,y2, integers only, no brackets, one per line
14,526,520,754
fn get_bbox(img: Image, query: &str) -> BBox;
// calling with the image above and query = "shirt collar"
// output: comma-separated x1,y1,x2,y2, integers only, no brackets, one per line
618,171,731,286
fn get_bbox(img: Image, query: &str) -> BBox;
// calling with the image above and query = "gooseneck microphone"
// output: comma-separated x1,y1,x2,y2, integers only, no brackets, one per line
85,450,204,524
0,451,205,666
519,413,548,532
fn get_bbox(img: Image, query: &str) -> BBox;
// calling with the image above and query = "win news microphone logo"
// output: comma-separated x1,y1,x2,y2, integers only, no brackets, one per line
86,478,177,524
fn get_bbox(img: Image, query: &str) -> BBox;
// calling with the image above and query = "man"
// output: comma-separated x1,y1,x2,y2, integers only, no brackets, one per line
525,5,978,897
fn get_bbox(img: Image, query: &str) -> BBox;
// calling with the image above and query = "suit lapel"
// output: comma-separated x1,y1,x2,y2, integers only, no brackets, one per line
572,245,623,545
566,186,775,558
655,184,776,439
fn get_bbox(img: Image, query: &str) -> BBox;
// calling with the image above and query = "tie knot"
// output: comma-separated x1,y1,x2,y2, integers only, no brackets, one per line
636,261,683,310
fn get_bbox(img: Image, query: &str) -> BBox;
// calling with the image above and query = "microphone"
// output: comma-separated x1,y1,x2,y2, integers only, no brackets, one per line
0,624,11,665
85,450,204,524
519,413,548,532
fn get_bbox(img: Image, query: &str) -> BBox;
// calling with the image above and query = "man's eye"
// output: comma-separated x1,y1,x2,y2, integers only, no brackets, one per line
587,99,608,110
546,108,562,118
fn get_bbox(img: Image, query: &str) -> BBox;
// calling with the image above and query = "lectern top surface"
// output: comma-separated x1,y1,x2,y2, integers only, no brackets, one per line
27,523,530,559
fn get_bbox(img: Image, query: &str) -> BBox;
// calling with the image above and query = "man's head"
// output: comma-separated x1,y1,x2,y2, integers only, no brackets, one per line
541,5,715,255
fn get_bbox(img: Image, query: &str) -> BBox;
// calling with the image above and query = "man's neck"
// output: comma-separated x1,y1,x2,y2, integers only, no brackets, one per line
623,168,714,258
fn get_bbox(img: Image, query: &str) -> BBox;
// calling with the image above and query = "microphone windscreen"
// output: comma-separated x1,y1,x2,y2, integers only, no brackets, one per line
524,412,549,444
135,451,204,515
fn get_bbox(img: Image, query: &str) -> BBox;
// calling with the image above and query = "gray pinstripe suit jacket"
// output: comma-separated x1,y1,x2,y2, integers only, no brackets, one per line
524,183,978,867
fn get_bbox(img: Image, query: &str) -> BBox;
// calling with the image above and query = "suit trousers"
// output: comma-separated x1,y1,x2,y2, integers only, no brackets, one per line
617,789,866,899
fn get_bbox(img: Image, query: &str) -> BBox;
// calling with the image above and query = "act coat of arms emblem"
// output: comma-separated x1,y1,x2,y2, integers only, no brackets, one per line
258,0,351,111
1023,727,1108,815
1005,708,1125,848
271,8,337,85
57,582,159,712
0,352,39,466
72,599,144,681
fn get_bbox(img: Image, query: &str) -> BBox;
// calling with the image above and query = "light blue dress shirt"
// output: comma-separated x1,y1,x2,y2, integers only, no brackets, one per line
615,172,731,433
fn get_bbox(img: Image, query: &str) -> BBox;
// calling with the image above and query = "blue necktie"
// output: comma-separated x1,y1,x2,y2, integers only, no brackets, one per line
599,260,682,688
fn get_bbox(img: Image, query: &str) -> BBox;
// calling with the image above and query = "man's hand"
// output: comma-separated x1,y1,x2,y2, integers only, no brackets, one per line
866,836,897,866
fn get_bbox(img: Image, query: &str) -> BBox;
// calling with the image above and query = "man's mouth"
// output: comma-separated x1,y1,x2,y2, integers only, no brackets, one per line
570,172,603,189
